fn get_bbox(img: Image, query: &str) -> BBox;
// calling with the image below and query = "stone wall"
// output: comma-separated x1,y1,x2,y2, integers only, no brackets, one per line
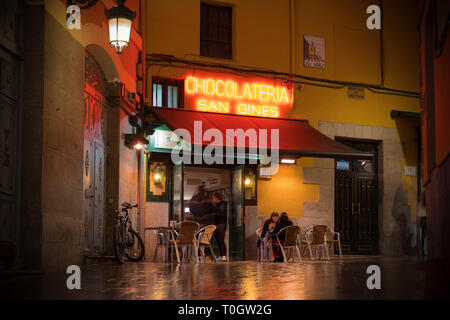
255,121,416,257
40,12,85,271
144,202,169,261
20,3,45,270
304,121,414,256
16,1,143,272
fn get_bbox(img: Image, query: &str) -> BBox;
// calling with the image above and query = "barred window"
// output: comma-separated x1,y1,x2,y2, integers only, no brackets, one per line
200,3,232,60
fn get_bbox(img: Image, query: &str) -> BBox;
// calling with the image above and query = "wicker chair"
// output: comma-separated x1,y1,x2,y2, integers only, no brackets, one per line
256,227,265,261
256,227,273,262
274,225,302,263
153,229,170,262
325,228,343,261
302,225,330,260
195,225,217,263
302,225,342,260
169,221,200,263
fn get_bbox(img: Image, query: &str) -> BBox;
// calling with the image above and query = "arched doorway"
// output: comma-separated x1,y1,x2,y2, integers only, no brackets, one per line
83,50,106,255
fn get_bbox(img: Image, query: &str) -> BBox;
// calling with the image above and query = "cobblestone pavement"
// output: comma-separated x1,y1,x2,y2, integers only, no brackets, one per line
1,256,449,299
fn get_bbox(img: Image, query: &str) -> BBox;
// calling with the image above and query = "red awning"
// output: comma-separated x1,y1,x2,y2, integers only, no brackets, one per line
149,107,372,159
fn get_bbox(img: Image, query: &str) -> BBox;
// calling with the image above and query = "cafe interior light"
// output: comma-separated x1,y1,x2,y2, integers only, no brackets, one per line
281,158,296,164
105,0,136,54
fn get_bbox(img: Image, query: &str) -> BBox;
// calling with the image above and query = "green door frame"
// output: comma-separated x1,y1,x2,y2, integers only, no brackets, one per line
229,165,245,261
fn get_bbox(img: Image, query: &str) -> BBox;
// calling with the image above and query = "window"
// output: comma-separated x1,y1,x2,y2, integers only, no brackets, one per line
152,78,184,108
200,3,232,60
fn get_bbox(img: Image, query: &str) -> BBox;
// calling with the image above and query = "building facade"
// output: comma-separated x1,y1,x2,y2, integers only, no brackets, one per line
419,0,450,261
0,0,426,272
144,0,421,260
0,0,146,272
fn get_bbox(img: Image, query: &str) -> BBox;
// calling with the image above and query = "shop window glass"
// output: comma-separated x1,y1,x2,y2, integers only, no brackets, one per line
152,83,163,107
152,78,184,108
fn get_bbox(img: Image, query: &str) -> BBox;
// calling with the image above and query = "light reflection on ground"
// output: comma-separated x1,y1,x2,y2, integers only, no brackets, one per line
1,256,448,299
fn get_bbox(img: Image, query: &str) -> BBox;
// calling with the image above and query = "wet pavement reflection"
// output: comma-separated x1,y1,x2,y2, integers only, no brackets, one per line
1,257,449,299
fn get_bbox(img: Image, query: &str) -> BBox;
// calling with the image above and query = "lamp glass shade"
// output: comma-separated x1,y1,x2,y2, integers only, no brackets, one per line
152,165,164,185
108,17,132,53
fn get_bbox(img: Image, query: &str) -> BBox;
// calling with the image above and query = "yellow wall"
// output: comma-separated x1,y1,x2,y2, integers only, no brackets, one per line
257,158,318,217
145,0,421,220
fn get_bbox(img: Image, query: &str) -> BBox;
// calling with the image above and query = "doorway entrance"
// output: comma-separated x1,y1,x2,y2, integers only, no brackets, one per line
179,165,246,261
334,139,379,254
83,51,106,255
0,46,21,260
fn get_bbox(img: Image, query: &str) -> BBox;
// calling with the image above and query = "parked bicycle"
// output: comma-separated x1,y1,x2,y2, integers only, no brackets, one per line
113,202,145,264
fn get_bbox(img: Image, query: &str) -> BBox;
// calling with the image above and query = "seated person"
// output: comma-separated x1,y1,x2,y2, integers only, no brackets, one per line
271,212,293,262
257,212,279,248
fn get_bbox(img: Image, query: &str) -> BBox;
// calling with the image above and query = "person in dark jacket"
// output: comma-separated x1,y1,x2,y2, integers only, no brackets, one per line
271,212,293,262
188,186,213,227
212,192,228,262
257,212,279,248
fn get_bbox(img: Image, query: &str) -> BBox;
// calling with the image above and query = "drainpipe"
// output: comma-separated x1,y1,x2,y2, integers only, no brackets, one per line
379,0,385,87
137,149,142,235
289,0,295,77
137,0,145,237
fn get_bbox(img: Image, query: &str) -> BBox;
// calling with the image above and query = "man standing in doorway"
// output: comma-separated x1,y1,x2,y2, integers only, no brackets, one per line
188,186,213,226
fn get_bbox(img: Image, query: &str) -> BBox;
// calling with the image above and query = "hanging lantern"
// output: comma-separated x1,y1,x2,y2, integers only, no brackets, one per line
105,0,136,54
244,172,255,188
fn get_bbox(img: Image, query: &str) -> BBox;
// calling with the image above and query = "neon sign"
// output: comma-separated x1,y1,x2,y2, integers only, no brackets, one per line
185,76,293,118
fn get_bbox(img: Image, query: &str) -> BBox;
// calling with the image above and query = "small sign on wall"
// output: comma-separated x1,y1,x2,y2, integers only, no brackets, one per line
337,160,350,171
404,166,416,176
348,87,365,100
303,35,325,69
154,130,190,150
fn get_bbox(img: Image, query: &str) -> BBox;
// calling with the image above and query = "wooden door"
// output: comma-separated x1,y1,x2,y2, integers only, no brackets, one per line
0,47,20,257
335,141,378,254
83,52,106,255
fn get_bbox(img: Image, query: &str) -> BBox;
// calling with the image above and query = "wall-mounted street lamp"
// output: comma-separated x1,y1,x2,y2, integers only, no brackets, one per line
124,133,149,151
105,0,136,54
66,0,135,54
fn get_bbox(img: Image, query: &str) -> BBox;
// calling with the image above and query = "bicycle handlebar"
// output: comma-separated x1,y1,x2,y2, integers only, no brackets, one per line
121,202,138,210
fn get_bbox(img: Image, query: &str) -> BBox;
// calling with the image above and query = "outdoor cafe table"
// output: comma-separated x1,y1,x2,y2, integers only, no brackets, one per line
144,227,174,262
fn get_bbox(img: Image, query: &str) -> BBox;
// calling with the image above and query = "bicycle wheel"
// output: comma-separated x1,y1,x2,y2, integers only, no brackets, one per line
125,229,145,262
113,223,126,264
